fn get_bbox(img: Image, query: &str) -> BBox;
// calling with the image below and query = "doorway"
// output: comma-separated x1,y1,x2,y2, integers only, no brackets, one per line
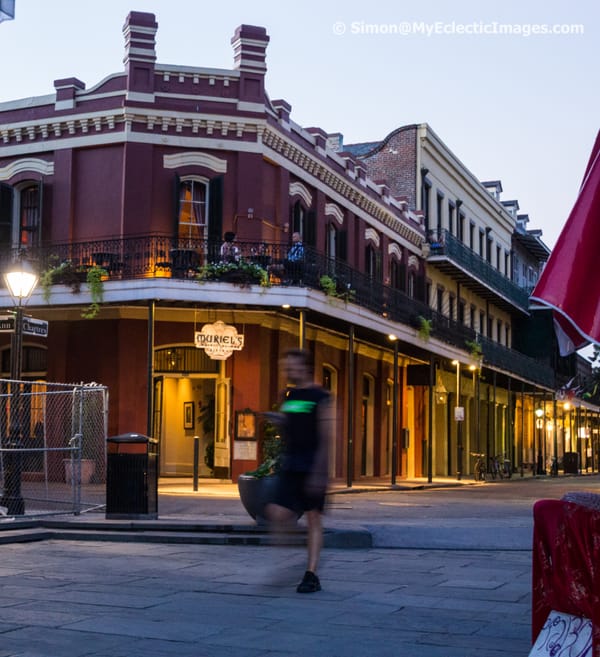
155,376,218,477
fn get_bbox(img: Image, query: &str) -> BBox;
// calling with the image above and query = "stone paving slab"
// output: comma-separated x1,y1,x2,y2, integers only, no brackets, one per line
0,539,532,657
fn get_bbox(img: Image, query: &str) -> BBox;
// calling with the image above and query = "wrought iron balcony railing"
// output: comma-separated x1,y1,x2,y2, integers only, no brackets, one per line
427,229,530,310
1,234,554,387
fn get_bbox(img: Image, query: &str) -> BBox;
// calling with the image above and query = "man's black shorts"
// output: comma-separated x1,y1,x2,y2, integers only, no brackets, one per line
271,471,326,514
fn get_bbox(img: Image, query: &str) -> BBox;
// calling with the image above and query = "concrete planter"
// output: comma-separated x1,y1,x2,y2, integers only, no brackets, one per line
64,458,96,485
237,474,278,522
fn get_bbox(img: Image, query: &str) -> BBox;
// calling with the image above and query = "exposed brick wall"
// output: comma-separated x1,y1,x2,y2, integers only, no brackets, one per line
359,125,418,210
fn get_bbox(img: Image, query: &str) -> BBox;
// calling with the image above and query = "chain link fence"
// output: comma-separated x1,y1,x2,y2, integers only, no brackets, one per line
0,380,108,518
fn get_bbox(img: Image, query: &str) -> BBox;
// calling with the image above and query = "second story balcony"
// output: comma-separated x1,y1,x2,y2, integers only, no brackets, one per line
1,233,554,388
425,228,530,313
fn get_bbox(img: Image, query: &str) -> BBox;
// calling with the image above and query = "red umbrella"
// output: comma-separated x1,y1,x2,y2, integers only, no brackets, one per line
530,131,600,355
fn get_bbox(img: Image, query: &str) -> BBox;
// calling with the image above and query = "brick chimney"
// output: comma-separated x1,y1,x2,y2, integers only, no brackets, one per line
123,11,158,97
231,25,269,102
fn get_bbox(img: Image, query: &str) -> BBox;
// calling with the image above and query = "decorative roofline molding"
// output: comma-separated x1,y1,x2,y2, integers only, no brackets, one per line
0,105,424,248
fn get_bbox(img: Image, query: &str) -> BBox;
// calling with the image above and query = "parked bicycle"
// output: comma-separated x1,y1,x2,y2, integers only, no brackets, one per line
500,455,513,479
488,454,512,480
470,452,486,482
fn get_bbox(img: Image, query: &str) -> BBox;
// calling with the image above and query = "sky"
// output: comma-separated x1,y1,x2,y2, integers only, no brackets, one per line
0,0,598,251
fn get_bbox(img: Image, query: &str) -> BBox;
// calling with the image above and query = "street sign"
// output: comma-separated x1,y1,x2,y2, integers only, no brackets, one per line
22,317,48,337
0,314,14,332
0,314,48,337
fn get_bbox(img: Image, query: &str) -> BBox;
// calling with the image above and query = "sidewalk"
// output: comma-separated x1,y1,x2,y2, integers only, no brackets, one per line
0,477,536,656
0,535,532,657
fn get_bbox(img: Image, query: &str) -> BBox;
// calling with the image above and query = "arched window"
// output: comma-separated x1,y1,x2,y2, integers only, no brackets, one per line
365,244,382,282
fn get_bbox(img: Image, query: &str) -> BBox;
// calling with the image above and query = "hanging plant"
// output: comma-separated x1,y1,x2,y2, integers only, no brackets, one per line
465,339,483,359
41,260,107,319
319,275,355,302
417,315,432,340
81,266,108,319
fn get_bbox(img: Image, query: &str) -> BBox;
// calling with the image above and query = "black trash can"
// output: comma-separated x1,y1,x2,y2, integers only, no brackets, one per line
106,433,158,519
563,451,580,475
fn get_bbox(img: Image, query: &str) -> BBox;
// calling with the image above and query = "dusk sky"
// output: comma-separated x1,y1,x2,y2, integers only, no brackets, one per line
1,0,597,251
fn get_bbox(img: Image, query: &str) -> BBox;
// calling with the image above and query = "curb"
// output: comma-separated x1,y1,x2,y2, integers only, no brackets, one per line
0,518,373,549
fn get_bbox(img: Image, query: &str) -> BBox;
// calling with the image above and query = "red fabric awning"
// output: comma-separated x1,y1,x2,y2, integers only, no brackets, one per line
530,131,600,355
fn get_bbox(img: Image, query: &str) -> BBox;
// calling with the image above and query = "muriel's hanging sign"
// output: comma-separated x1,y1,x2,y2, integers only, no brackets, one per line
195,321,244,360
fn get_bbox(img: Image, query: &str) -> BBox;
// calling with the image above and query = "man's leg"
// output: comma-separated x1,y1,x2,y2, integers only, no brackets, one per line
295,509,323,593
305,509,323,574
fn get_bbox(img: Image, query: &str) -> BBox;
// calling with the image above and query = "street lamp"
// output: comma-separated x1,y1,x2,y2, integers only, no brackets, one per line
535,407,544,476
452,359,463,480
1,260,39,515
388,334,399,486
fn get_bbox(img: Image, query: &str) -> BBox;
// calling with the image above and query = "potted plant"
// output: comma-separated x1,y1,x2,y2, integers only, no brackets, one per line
237,415,285,522
41,259,108,319
319,274,355,303
197,261,269,288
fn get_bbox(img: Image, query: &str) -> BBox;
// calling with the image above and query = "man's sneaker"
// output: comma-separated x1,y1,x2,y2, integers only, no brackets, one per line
297,570,321,593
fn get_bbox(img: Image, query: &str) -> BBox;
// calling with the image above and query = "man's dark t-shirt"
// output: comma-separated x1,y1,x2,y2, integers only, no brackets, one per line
279,386,329,473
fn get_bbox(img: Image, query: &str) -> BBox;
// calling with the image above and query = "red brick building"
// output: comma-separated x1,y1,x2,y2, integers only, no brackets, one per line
0,12,585,484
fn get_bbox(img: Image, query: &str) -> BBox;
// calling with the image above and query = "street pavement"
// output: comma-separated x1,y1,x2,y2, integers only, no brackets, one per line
0,475,598,657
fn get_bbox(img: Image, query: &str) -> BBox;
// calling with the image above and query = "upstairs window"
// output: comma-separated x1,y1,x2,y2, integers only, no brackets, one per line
178,178,208,243
365,243,382,282
0,181,43,250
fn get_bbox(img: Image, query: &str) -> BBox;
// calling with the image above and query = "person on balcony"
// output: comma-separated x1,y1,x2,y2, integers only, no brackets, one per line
283,232,305,284
219,231,241,263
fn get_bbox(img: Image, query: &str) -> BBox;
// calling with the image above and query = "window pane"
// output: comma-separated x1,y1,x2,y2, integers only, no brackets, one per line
20,183,41,247
178,180,207,242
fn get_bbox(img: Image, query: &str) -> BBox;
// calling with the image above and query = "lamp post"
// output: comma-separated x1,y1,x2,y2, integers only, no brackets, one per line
1,260,39,515
452,360,463,480
535,407,544,476
388,334,399,486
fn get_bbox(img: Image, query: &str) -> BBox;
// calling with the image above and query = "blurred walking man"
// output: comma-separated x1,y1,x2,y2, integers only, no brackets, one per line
265,349,333,593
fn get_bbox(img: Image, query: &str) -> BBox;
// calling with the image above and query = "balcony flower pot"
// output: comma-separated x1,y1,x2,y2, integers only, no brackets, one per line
197,261,269,288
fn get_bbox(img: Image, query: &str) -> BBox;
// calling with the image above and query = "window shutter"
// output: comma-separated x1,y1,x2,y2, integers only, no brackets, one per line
415,275,426,302
37,180,44,246
399,263,407,292
0,183,13,248
305,210,316,247
338,230,347,262
375,251,383,282
291,202,301,234
208,176,223,261
173,174,181,237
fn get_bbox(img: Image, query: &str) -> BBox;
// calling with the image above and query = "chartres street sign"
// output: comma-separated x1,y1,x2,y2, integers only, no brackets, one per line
195,320,244,360
0,314,49,337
